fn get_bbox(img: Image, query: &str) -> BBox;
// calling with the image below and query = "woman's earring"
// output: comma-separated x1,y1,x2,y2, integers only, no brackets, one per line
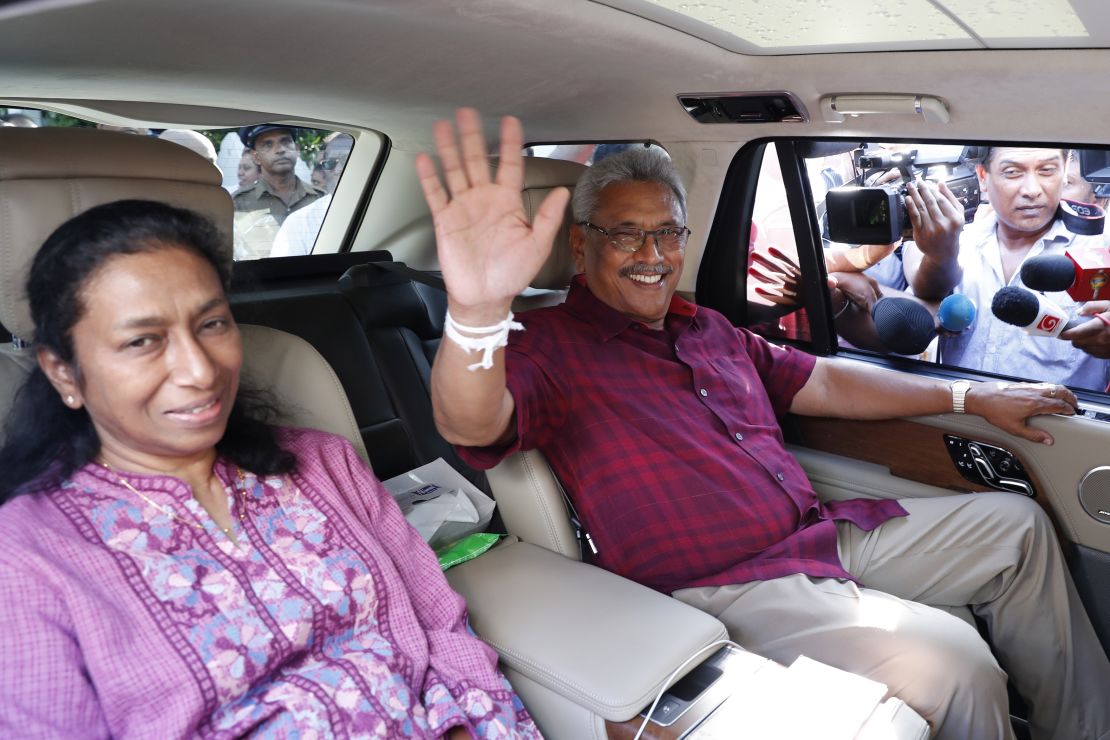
65,395,75,407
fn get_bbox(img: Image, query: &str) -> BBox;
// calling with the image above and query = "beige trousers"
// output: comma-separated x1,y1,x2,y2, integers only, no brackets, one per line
672,493,1110,740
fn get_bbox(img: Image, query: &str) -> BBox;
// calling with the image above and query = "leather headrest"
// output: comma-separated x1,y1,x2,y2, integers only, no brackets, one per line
338,262,447,339
520,156,586,291
0,127,233,340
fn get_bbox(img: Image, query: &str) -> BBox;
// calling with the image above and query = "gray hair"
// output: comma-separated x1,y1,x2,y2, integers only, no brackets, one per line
571,147,687,223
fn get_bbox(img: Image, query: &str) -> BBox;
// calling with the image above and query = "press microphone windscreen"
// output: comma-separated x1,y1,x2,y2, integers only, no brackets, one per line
991,286,1040,327
872,297,936,355
937,294,977,332
1020,254,1076,292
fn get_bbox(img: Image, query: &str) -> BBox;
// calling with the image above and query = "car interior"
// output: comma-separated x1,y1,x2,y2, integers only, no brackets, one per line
2,1,1110,738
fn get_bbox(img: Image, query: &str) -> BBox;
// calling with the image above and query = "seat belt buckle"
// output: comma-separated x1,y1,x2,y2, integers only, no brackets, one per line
571,514,599,557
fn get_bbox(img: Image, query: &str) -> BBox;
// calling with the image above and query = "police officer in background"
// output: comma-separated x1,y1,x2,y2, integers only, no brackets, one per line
233,124,324,225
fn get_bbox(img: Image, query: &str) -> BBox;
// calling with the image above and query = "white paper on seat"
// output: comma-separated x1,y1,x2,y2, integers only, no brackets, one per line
690,655,888,740
382,458,495,547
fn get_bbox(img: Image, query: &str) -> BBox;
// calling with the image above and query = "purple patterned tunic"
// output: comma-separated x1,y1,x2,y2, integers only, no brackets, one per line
0,427,540,738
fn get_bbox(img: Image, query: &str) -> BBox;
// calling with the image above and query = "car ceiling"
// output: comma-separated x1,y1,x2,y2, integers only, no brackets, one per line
608,0,1110,54
1,0,1109,149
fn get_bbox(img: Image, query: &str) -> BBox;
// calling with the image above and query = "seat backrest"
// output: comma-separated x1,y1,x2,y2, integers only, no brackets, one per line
240,323,367,461
0,128,232,345
488,156,588,558
325,154,587,552
519,156,585,291
335,259,490,492
0,127,366,460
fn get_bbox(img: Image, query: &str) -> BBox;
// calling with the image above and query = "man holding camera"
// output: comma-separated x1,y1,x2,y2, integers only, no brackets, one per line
903,147,1110,390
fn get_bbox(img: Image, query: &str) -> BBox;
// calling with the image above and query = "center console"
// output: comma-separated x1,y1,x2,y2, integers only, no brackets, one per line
447,540,927,740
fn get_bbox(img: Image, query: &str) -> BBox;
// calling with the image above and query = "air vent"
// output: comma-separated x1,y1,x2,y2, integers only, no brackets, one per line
678,92,808,124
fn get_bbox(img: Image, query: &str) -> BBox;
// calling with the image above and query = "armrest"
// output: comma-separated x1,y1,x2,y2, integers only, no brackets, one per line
445,540,729,721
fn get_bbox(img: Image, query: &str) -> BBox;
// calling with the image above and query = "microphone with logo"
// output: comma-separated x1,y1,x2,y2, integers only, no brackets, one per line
1020,250,1110,301
872,294,978,355
991,285,1083,337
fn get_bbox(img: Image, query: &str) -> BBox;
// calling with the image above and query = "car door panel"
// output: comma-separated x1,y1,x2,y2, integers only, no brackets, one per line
784,388,1110,653
792,417,1026,496
790,406,1110,553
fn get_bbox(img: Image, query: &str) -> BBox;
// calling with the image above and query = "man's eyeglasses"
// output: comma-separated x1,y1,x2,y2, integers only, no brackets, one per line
317,157,342,171
579,221,691,253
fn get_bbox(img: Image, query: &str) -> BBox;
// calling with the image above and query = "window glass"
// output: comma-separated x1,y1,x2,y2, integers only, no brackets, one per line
792,140,1110,393
0,108,354,261
747,142,811,343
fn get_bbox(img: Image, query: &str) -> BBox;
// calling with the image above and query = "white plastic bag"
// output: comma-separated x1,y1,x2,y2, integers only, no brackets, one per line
382,458,495,548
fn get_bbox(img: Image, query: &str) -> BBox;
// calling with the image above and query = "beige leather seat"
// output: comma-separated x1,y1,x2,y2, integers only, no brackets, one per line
0,126,366,461
474,156,588,558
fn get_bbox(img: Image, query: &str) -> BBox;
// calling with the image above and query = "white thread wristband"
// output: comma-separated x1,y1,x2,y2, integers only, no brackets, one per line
444,309,524,371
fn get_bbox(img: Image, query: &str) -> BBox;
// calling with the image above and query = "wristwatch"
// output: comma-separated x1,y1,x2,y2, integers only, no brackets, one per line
950,379,972,414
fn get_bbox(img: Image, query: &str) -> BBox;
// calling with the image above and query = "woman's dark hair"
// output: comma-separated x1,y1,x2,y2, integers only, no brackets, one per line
0,199,295,501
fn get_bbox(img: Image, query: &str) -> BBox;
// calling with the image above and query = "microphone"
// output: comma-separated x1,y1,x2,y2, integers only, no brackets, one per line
936,293,977,332
873,294,978,355
1020,254,1076,293
1019,249,1110,301
872,297,936,355
991,286,1083,337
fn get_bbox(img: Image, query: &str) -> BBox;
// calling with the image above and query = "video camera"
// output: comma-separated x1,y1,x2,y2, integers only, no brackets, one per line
825,145,981,245
1075,149,1110,200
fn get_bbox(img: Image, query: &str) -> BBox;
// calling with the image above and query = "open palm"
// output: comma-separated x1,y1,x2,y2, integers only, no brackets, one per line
416,109,569,313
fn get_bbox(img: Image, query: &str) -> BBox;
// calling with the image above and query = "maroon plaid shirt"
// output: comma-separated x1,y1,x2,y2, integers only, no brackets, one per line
459,277,906,593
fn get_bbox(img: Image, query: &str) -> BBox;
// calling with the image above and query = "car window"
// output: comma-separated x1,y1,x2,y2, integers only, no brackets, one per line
746,142,811,344
0,107,356,261
747,138,1110,395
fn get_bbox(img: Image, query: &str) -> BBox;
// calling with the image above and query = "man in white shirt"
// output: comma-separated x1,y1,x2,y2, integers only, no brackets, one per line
904,147,1110,391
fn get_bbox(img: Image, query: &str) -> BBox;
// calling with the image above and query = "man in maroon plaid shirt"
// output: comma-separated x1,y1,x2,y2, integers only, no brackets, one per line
417,109,1110,740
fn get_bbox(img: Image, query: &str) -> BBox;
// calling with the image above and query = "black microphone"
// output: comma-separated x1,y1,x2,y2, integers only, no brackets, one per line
1020,254,1076,293
1019,246,1110,301
872,297,936,355
991,286,1083,337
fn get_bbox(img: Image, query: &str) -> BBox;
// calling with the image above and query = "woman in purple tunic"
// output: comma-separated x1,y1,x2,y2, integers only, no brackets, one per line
0,200,538,739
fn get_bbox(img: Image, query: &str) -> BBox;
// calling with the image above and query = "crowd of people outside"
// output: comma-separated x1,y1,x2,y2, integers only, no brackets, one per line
0,109,350,261
749,144,1110,392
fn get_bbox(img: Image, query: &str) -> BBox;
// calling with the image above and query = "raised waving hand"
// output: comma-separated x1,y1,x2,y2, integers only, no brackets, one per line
415,108,570,321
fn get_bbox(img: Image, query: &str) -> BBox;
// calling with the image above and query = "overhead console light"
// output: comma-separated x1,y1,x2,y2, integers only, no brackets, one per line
820,94,949,124
678,92,808,124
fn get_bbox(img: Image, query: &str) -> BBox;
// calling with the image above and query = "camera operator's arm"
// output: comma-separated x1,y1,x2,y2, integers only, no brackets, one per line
828,271,888,351
825,241,900,273
904,180,965,299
